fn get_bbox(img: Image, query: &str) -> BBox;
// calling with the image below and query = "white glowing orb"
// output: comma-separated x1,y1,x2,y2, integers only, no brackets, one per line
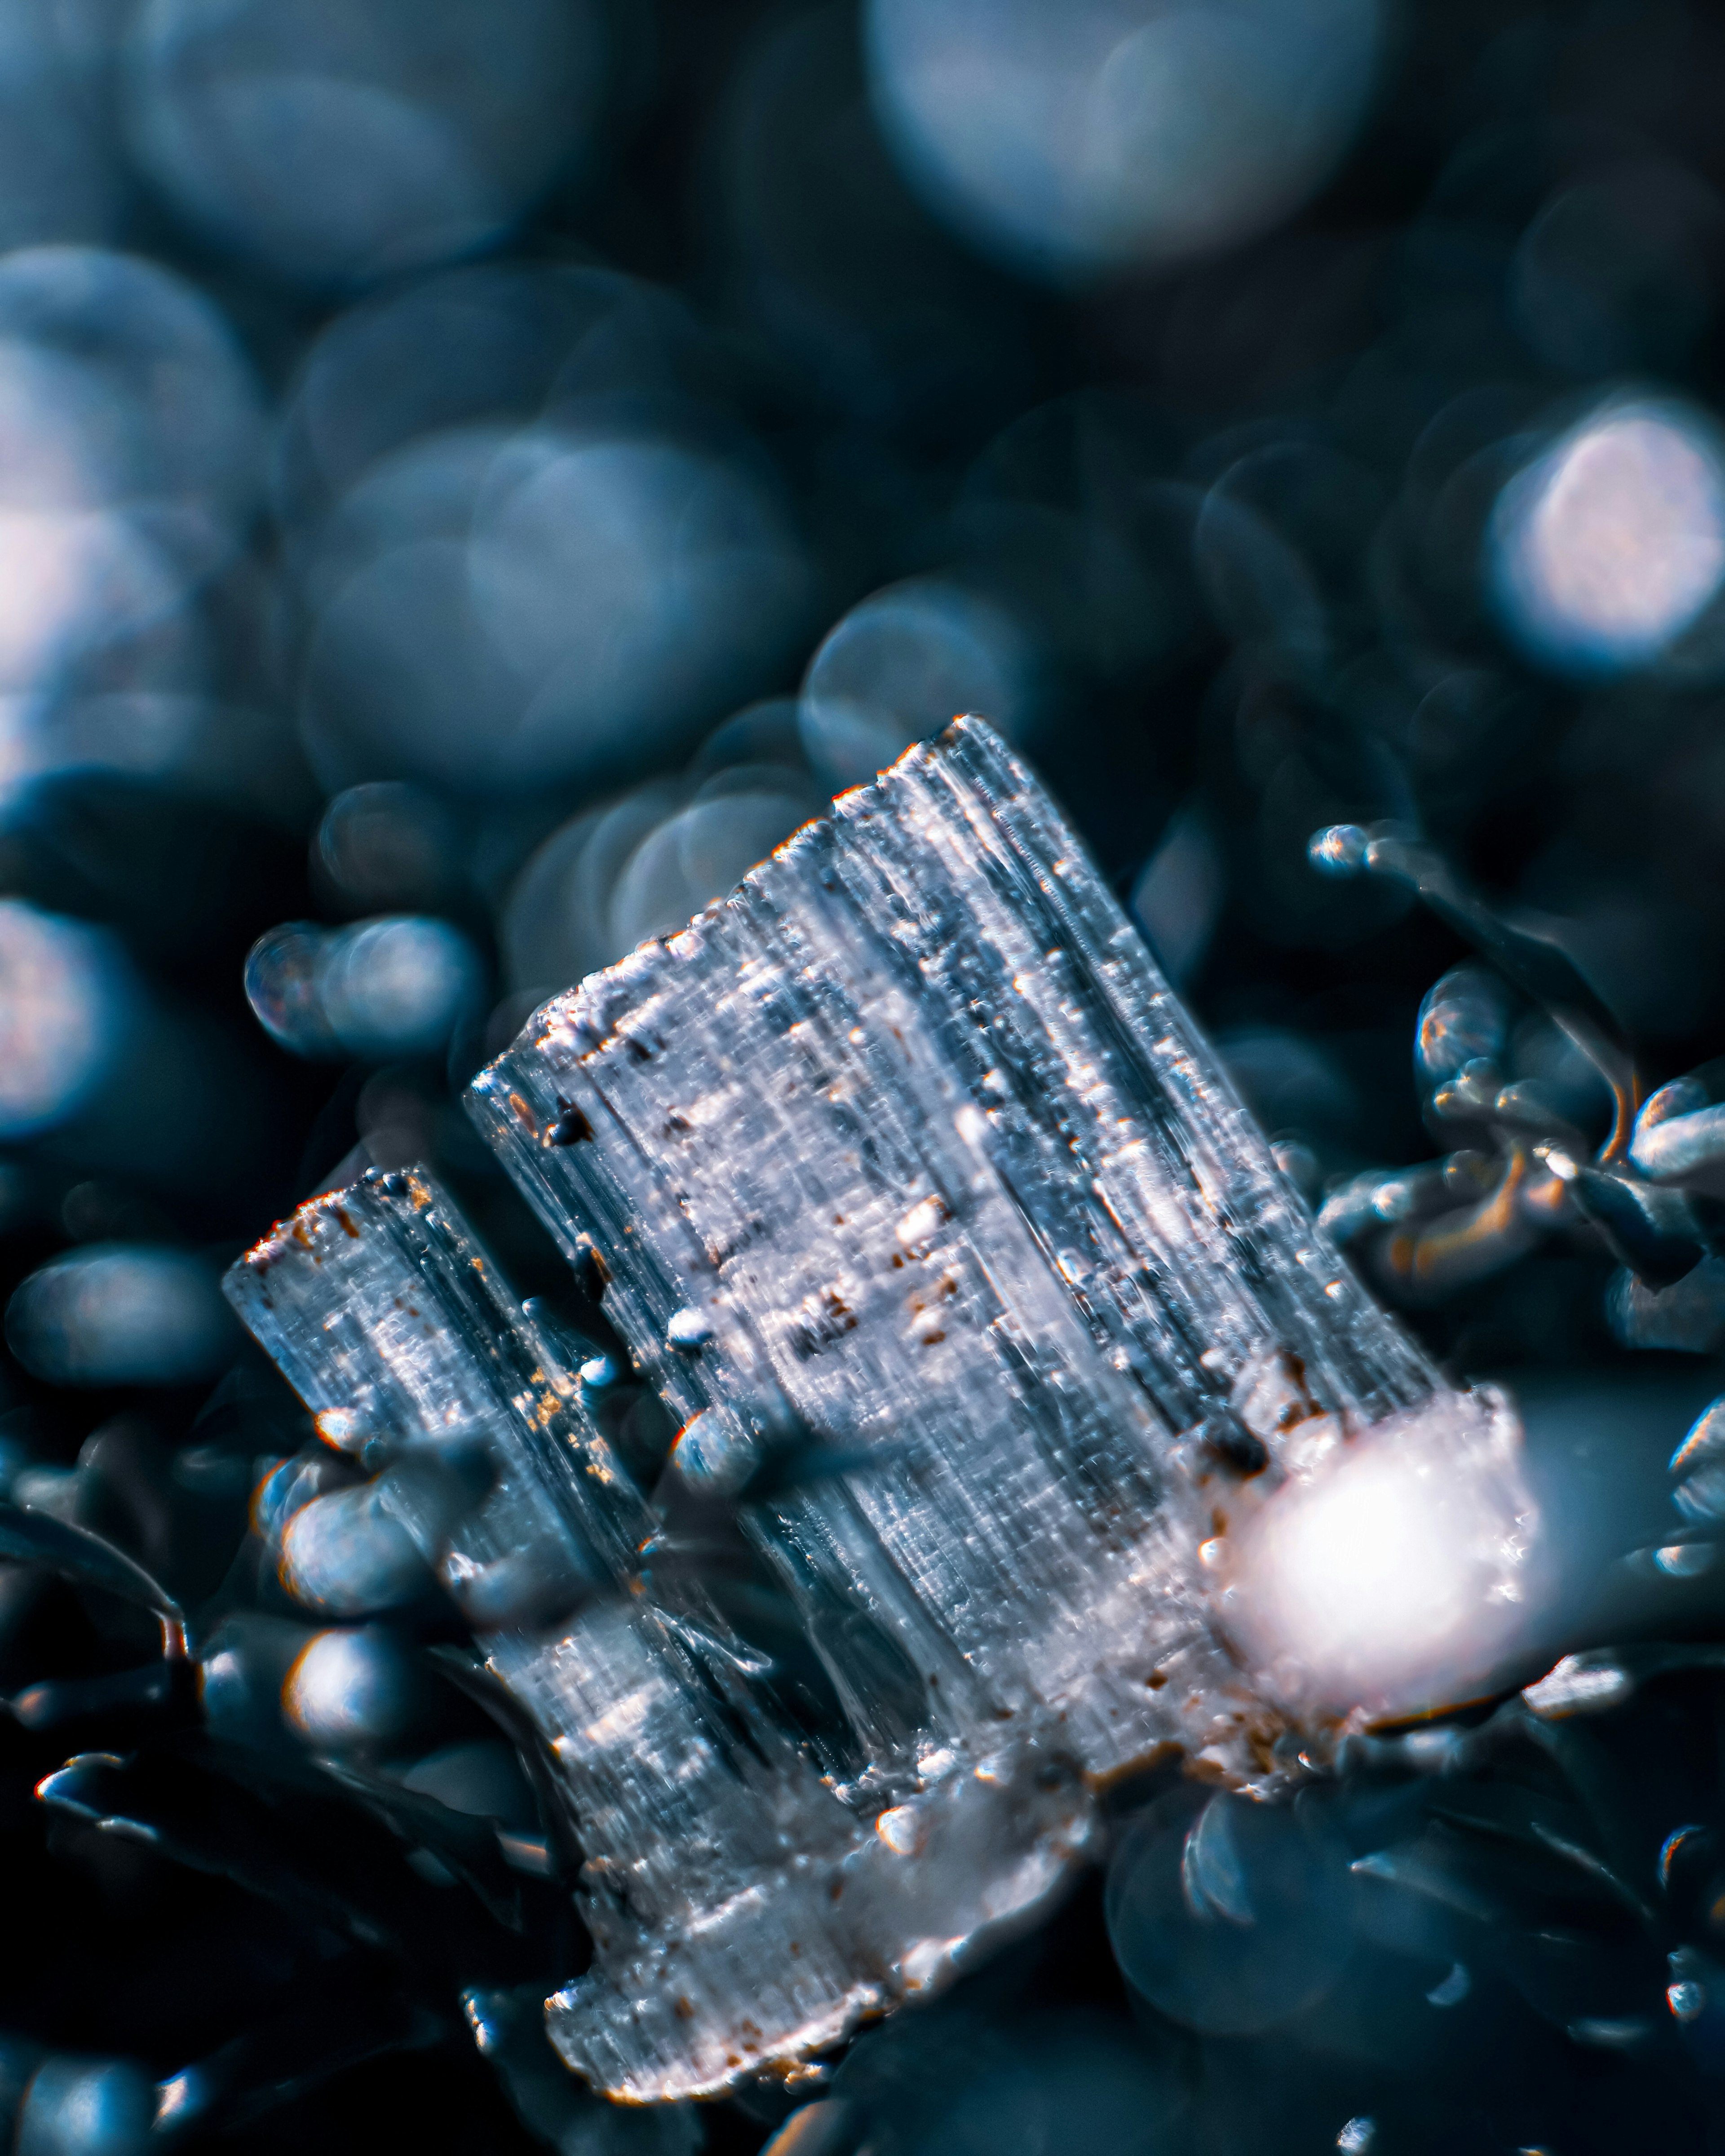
318,913,481,1059
0,342,180,689
5,1242,230,1384
1222,1390,1536,1719
1491,401,1725,674
283,1624,422,1748
0,899,120,1137
799,577,1036,792
865,0,1385,283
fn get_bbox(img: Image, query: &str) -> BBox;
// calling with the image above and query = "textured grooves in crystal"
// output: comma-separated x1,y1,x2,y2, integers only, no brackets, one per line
228,720,1480,2103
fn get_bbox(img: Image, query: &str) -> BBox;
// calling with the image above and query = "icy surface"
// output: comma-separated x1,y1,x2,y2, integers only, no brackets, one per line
229,720,1535,2102
226,1166,1089,2101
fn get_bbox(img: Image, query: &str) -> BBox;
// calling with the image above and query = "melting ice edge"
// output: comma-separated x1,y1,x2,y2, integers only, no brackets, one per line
224,719,1533,2102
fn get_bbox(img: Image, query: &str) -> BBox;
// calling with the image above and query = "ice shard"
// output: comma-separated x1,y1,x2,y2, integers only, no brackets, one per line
225,1166,1090,2101
226,719,1536,2103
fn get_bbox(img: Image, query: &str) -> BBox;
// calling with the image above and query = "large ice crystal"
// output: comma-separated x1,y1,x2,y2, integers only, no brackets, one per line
225,720,1536,2102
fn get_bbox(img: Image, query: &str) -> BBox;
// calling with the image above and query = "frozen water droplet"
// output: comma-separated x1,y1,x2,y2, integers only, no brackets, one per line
875,1805,921,1856
314,1406,373,1454
1659,1824,1706,1890
668,1410,756,1494
1108,1788,1356,2033
1416,967,1514,1084
1672,1395,1725,1474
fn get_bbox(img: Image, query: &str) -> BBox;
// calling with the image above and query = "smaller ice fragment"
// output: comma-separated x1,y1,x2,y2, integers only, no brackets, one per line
225,1166,1090,2103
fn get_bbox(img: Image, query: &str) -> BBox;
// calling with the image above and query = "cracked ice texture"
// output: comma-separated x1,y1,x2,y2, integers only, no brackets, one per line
230,720,1535,2103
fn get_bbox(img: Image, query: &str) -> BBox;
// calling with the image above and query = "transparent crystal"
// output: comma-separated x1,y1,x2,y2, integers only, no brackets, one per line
226,720,1536,2103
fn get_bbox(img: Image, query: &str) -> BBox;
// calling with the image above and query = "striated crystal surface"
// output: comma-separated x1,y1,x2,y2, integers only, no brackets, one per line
222,1169,644,1624
226,1166,1089,2102
228,720,1536,2104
